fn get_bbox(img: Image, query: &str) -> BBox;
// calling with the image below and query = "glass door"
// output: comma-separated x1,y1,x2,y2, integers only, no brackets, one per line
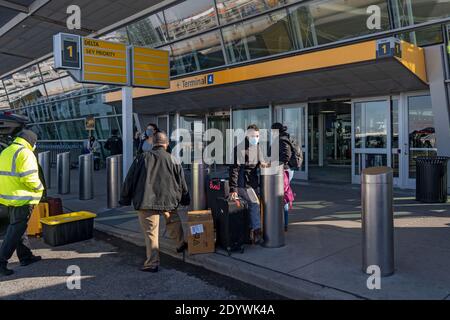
403,93,437,188
275,103,308,180
352,98,391,184
206,113,230,166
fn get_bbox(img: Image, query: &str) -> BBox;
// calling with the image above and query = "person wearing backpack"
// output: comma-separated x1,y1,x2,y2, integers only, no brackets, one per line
271,123,303,232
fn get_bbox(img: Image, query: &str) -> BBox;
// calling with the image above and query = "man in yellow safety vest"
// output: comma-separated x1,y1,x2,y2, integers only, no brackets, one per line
0,130,44,277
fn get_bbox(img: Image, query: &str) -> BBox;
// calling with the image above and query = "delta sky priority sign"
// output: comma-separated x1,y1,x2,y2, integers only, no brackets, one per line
53,33,170,89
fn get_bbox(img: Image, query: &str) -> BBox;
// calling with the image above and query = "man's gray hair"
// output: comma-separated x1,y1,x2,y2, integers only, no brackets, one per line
154,131,169,146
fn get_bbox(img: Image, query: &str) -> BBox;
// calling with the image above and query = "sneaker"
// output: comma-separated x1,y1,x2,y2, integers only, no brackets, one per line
140,266,159,273
0,265,13,277
253,229,263,245
20,255,42,267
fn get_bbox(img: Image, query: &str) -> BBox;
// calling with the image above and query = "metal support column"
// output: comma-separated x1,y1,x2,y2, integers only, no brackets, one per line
122,86,134,178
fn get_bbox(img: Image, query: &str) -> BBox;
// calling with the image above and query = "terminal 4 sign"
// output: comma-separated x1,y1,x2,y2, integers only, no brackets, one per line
53,33,170,89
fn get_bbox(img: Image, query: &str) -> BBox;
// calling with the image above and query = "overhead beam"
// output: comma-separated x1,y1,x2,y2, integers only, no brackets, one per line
0,0,29,13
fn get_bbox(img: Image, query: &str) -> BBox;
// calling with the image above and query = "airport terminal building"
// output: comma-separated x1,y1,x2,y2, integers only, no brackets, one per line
0,0,449,190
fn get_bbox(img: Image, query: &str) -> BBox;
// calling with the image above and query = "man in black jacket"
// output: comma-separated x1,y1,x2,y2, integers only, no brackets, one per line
229,124,266,245
120,132,190,273
104,129,123,156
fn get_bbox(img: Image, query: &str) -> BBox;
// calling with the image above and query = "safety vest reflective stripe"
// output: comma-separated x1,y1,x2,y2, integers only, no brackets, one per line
10,147,24,173
0,170,38,177
0,194,41,201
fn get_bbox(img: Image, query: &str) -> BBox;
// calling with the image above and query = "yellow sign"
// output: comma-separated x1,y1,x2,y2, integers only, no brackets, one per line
82,37,128,85
132,47,170,89
85,116,95,131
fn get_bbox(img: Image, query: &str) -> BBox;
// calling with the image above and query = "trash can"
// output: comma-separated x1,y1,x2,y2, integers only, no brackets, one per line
415,156,449,203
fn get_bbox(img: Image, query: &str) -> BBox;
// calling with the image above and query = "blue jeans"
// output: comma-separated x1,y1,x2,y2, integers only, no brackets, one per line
284,169,294,228
237,187,261,230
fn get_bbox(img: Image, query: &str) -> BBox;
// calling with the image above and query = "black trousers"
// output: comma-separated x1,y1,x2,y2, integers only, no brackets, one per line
0,205,34,266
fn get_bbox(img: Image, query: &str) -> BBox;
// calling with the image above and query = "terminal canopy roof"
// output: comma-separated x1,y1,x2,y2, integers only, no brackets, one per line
0,0,164,77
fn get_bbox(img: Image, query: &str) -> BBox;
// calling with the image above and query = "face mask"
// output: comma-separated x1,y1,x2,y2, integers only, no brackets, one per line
146,129,154,137
249,137,259,146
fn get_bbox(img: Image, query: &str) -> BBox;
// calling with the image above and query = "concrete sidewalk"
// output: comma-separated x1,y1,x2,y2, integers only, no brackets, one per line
46,168,450,300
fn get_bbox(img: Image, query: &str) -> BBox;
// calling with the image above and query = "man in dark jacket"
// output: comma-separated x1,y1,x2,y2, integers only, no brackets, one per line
229,124,266,244
120,132,190,273
104,129,123,156
271,122,302,232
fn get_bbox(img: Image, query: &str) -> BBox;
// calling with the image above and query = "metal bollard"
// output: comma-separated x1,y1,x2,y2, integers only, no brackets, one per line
79,154,94,200
362,166,394,277
38,151,51,189
106,155,123,208
191,160,207,210
261,164,285,248
57,152,70,195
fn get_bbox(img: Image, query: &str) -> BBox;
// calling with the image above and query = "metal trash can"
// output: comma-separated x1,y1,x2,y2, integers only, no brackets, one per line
79,154,94,200
362,166,394,277
415,156,449,203
261,164,285,248
106,155,123,209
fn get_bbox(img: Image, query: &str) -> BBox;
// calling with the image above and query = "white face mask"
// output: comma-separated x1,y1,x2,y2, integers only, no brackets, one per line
248,137,259,146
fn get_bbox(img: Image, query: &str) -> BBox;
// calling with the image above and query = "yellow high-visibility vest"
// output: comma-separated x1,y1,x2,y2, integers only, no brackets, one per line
0,137,44,206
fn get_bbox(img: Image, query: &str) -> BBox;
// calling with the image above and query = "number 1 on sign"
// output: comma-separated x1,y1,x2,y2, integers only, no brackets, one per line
67,46,73,58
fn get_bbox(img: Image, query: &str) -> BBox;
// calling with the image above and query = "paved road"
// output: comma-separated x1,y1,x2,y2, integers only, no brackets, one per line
0,222,284,300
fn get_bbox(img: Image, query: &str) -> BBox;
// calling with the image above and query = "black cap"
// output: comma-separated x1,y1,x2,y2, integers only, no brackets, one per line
17,130,38,147
271,122,287,132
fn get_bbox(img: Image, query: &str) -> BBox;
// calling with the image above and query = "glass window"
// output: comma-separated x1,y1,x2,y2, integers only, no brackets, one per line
0,80,6,97
45,79,65,97
216,0,289,24
99,28,129,44
4,65,43,94
288,0,390,48
170,31,225,76
408,95,435,149
0,96,9,110
354,101,388,149
222,10,293,63
28,123,59,141
408,94,437,178
164,0,218,40
60,76,83,93
392,0,450,27
396,25,444,46
8,85,47,109
232,107,270,131
54,120,86,141
127,12,168,47
39,58,69,81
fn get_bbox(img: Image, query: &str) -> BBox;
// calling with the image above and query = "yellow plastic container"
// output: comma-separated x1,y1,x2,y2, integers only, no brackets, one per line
40,211,97,246
40,211,97,225
27,203,50,236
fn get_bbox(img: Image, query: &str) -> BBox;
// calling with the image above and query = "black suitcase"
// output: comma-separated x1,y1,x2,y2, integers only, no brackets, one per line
207,178,230,229
216,197,250,255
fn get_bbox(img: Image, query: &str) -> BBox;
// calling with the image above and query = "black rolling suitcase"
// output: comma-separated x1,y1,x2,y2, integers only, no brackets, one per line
207,178,230,232
216,197,250,255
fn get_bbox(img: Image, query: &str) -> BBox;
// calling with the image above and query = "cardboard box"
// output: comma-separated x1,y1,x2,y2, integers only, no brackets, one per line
186,210,215,255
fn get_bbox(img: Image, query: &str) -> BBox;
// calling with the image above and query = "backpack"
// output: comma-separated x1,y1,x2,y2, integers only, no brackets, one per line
286,137,303,169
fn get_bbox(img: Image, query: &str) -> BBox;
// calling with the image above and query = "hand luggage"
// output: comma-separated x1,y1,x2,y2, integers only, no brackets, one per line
45,197,64,216
207,178,230,231
216,197,250,255
27,203,50,236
